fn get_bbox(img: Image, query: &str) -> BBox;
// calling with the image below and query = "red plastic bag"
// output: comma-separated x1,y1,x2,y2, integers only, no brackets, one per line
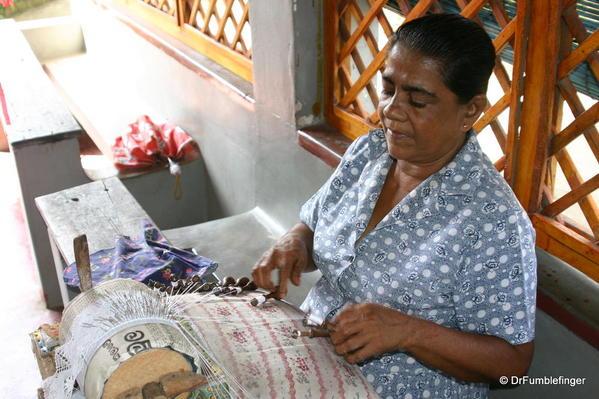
112,115,198,171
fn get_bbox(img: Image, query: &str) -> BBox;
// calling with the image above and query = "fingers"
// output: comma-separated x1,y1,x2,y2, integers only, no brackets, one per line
343,344,374,364
252,234,309,297
332,303,370,330
275,252,307,297
252,251,297,298
251,253,277,292
330,320,364,345
276,259,291,299
290,256,303,286
330,325,376,364
333,334,368,355
329,304,379,364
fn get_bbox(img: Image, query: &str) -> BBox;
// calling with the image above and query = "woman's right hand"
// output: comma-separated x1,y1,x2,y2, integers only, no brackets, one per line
251,223,315,299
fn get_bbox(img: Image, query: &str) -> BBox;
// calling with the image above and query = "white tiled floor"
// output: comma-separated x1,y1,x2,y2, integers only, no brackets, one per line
0,152,61,398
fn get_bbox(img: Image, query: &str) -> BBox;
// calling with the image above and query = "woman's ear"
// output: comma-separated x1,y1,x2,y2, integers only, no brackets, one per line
461,94,487,132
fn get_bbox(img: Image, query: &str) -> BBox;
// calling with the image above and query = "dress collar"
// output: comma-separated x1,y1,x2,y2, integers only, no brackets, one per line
366,128,485,195
364,128,489,232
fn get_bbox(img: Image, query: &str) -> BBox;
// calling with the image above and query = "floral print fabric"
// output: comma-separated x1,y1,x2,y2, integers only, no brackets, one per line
299,129,537,399
63,220,218,286
183,292,380,398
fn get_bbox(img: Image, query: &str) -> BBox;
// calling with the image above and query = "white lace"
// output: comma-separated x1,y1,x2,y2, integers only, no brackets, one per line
43,286,183,398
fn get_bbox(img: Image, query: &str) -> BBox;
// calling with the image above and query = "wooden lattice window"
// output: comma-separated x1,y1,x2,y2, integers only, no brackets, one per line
143,0,177,17
325,0,599,282
114,0,253,81
325,0,521,165
184,0,252,59
526,0,599,281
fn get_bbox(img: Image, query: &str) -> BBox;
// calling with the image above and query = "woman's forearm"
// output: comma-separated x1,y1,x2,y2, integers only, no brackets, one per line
404,317,533,382
287,222,317,272
331,304,533,384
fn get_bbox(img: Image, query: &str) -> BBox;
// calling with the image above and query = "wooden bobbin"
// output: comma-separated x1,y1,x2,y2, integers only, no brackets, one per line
250,291,278,306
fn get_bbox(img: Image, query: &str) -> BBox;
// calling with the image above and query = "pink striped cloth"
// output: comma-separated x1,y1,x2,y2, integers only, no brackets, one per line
183,292,380,399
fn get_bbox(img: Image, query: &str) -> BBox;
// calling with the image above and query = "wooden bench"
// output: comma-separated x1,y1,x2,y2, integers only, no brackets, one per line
35,177,288,307
43,29,211,232
0,18,209,308
0,19,90,309
36,177,152,305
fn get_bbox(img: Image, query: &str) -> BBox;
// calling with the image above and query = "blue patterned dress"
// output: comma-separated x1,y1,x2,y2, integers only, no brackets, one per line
299,129,537,399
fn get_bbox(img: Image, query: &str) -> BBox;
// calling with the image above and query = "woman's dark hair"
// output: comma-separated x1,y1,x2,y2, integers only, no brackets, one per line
390,13,496,103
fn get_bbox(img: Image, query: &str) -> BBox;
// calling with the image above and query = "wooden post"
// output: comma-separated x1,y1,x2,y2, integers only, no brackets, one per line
176,0,186,27
510,0,563,212
74,234,93,292
503,0,530,183
324,0,340,123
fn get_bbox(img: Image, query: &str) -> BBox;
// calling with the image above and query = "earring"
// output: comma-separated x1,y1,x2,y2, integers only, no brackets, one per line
463,124,469,129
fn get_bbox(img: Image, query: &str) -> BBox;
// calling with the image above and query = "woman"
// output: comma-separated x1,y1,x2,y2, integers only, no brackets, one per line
253,14,536,399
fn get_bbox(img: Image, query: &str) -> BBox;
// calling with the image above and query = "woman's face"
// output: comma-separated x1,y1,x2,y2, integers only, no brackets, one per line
378,44,478,166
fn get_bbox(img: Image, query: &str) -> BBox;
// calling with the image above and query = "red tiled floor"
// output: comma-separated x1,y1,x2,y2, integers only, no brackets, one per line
0,152,61,398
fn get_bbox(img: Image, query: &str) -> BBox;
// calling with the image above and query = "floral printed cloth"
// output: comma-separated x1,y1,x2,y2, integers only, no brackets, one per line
183,292,380,398
63,220,218,287
299,129,537,399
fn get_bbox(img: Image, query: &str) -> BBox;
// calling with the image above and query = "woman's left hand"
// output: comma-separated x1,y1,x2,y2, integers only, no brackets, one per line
330,303,419,364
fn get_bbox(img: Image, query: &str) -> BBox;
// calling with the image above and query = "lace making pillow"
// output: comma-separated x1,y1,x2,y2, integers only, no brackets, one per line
182,293,380,399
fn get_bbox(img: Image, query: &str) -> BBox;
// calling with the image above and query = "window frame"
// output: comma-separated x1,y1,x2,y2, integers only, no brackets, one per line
323,0,599,284
111,0,253,82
